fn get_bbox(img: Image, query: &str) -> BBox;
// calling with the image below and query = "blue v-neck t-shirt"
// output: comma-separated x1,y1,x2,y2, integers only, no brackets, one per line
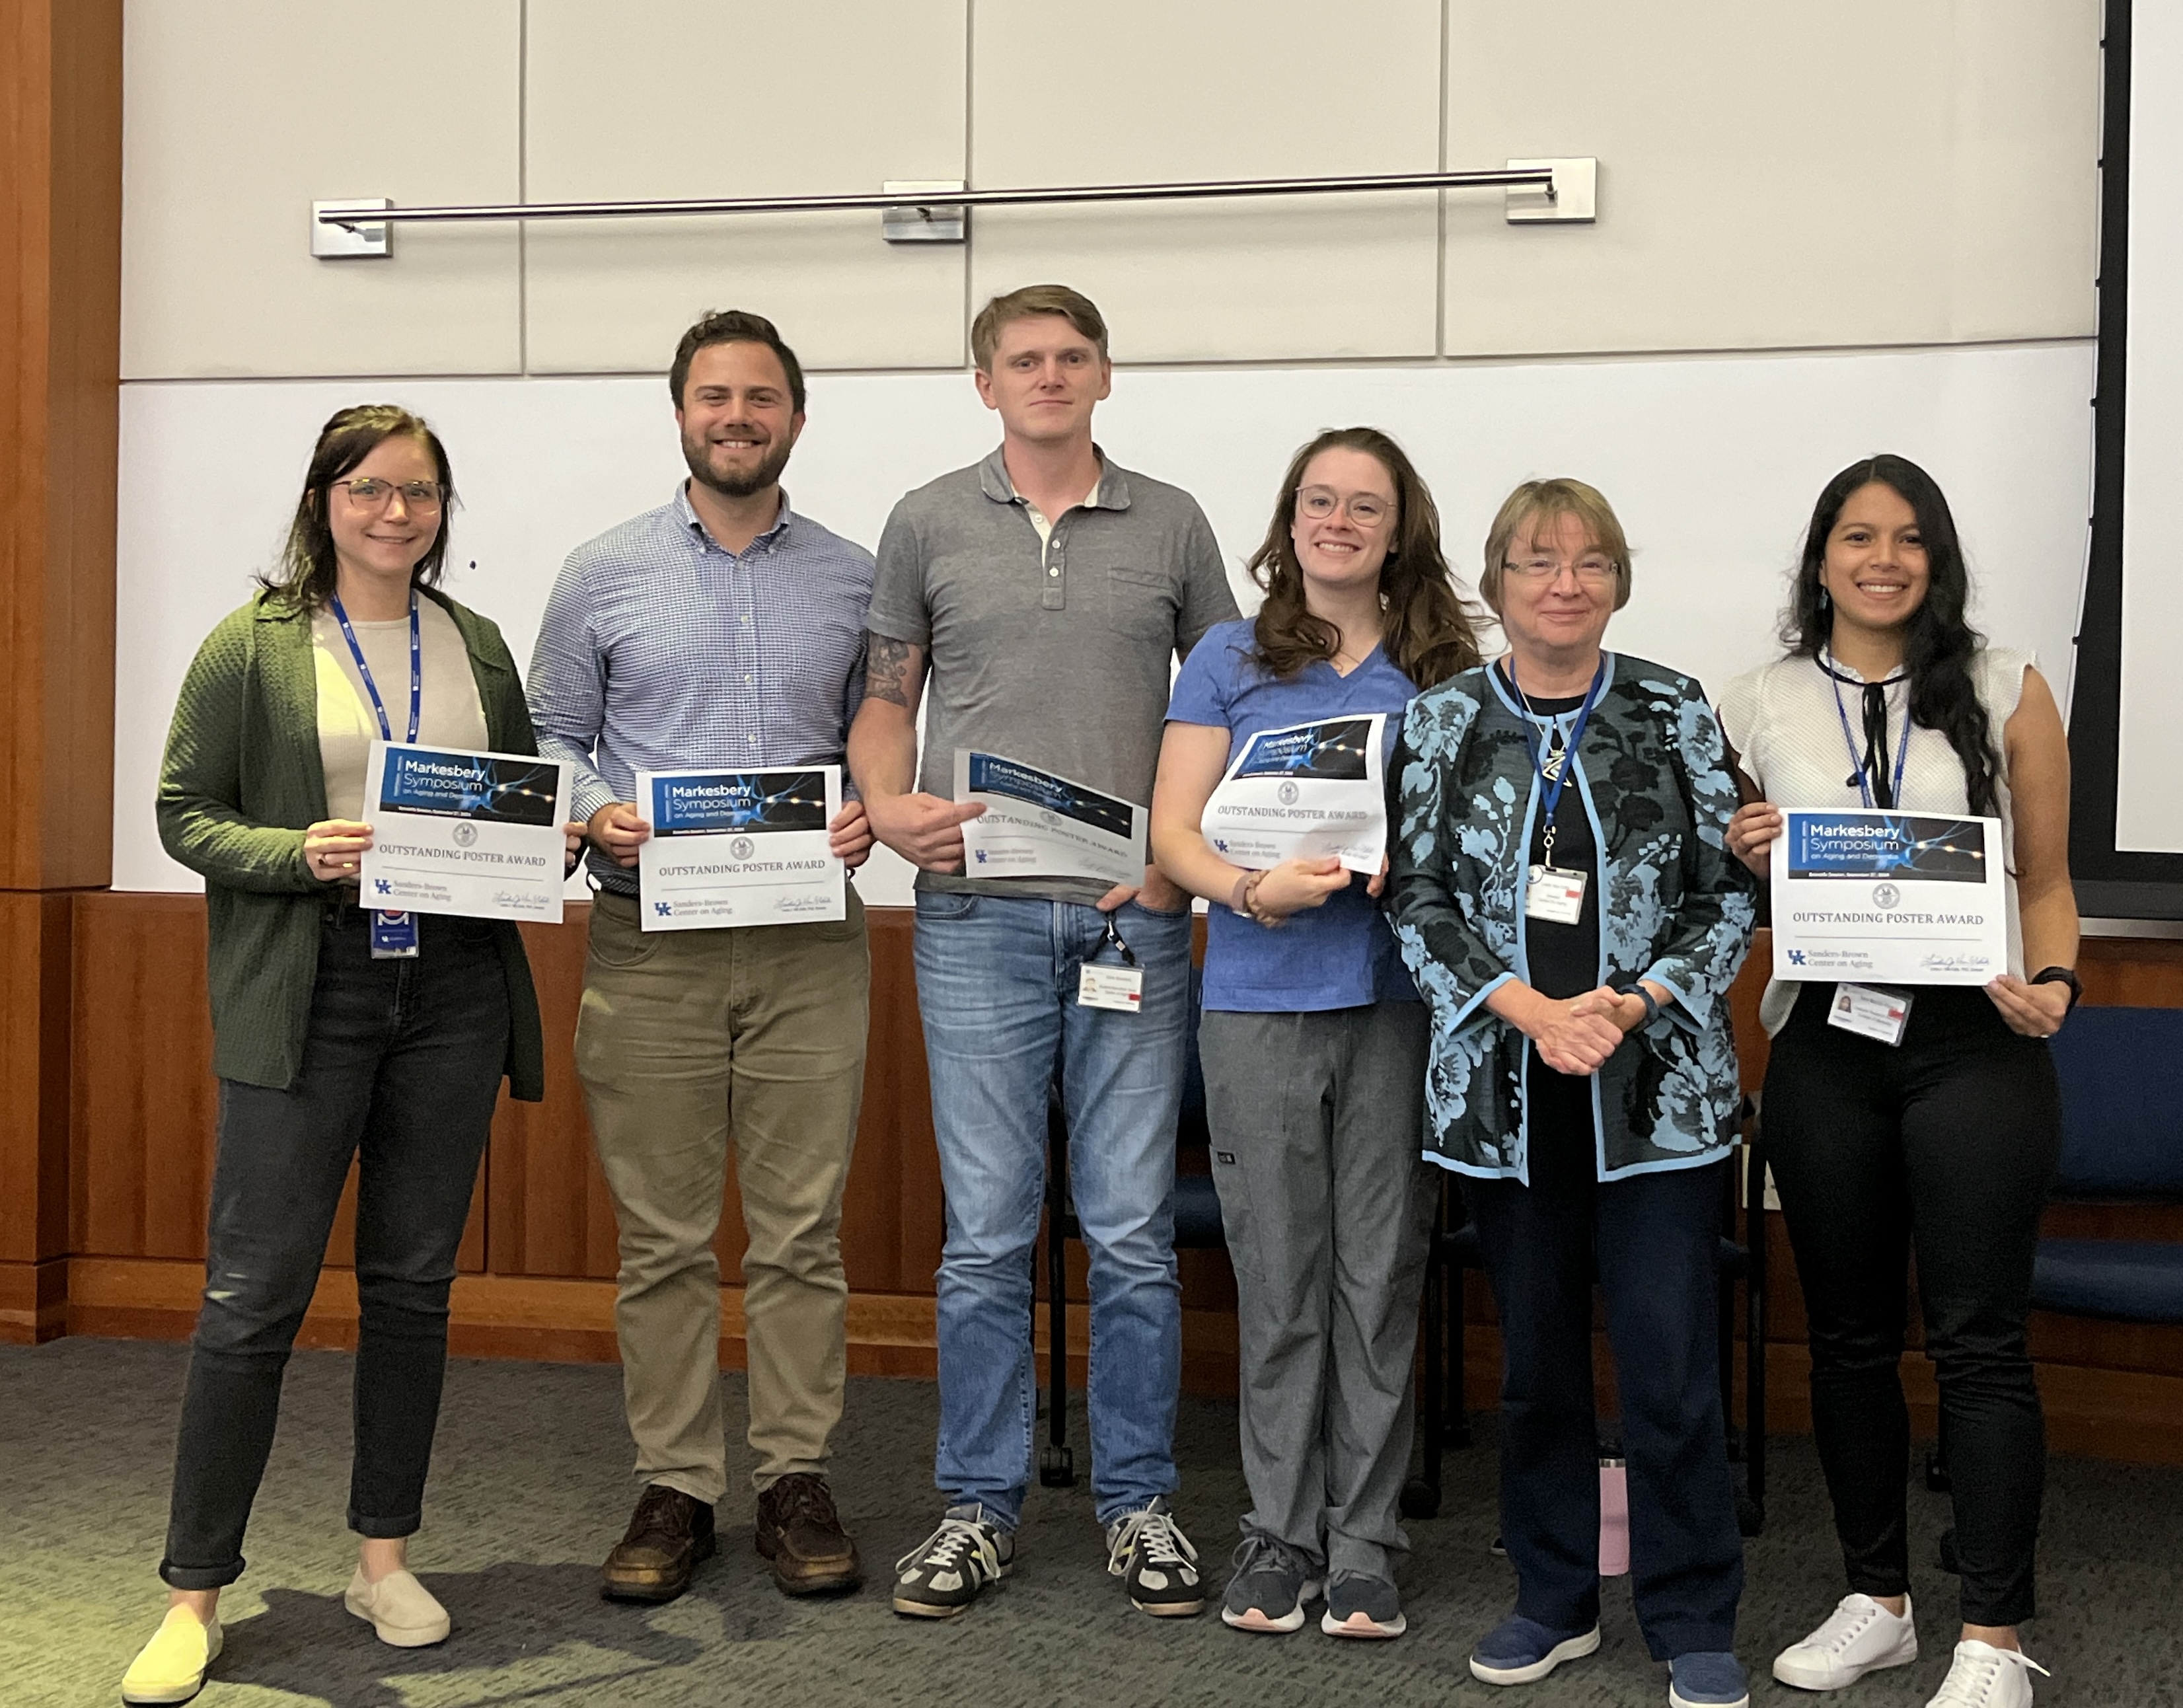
1165,616,1420,1013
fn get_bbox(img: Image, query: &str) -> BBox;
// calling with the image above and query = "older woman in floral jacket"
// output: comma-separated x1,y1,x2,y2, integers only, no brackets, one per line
1386,479,1757,1708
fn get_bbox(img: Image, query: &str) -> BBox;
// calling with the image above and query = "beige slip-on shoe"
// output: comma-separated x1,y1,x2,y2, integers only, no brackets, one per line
344,1566,452,1647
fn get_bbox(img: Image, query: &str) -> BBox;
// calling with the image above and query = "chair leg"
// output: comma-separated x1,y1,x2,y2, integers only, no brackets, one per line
1402,1234,1444,1520
1741,1130,1768,1536
1039,1109,1074,1488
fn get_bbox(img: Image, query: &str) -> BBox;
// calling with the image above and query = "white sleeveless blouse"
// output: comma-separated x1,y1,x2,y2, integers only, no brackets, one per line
1715,647,2034,1035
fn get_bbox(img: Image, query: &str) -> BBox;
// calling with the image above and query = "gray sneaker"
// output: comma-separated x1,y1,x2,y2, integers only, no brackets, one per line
1220,1534,1321,1634
1321,1571,1405,1639
891,1504,1012,1619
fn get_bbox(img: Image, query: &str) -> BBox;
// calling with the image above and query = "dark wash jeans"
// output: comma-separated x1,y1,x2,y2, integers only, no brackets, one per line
1465,1060,1745,1661
161,905,510,1590
1763,983,2060,1627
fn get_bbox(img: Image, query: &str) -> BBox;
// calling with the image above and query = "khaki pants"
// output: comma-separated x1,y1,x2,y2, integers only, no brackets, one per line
576,888,869,1501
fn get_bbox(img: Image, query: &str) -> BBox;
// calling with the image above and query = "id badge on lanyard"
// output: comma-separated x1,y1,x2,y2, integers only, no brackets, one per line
1077,913,1144,1013
1517,660,1604,926
332,593,423,958
1828,983,1913,1046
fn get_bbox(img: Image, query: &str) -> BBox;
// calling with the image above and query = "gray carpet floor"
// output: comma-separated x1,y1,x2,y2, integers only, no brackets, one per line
1,1339,2175,1707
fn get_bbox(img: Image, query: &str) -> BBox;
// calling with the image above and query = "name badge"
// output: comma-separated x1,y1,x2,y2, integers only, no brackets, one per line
370,909,421,959
1078,962,1144,1013
1524,865,1587,925
1827,982,1912,1045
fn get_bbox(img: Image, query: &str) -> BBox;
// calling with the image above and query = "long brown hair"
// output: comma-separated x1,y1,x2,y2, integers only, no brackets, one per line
1245,426,1481,690
262,404,457,610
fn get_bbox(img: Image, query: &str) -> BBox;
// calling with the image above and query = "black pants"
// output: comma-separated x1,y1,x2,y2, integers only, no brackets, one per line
161,907,511,1590
1465,1058,1745,1660
1763,983,2059,1627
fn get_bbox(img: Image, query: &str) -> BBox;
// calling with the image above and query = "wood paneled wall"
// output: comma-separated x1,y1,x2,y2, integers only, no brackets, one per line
28,893,2183,1464
0,0,121,1341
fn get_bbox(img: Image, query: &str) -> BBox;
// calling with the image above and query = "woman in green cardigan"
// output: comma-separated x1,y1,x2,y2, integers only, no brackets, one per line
123,406,570,1706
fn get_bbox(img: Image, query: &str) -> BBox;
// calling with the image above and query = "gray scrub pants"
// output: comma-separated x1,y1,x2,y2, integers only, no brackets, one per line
1200,1002,1439,1579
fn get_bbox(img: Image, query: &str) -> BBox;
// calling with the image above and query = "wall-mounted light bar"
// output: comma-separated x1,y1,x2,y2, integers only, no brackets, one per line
311,159,1598,258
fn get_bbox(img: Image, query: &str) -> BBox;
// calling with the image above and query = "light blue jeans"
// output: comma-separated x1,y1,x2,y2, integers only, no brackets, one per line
912,890,1192,1530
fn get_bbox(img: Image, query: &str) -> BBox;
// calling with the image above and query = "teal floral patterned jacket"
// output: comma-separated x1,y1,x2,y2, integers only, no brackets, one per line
1384,653,1756,1181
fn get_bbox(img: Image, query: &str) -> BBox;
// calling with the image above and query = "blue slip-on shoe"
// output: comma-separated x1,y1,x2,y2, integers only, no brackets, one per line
1469,1614,1602,1685
1669,1650,1752,1708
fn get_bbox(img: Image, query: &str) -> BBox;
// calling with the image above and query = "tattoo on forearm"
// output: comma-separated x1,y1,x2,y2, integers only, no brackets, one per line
865,633,920,708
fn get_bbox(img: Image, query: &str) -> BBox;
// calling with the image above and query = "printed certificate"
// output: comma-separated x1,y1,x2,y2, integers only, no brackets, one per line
1770,809,2009,985
954,751,1146,887
359,743,573,923
1200,713,1388,873
636,766,844,931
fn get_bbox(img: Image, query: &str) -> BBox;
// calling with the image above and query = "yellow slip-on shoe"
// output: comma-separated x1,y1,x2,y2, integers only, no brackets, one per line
120,1607,222,1705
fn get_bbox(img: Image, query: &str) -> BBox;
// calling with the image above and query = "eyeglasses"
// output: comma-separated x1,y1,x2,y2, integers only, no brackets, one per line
1504,553,1617,585
1296,488,1391,527
333,478,445,511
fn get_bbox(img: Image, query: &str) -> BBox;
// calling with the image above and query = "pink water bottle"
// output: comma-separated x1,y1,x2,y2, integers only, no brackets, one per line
1598,1456,1630,1578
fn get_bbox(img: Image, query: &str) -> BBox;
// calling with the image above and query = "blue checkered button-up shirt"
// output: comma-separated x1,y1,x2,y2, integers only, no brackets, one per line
529,484,874,893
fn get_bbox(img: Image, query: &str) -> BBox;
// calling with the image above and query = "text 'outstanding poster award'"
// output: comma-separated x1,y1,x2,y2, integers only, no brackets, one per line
953,751,1146,887
1200,713,1388,873
1769,808,2009,984
636,766,844,930
359,743,573,922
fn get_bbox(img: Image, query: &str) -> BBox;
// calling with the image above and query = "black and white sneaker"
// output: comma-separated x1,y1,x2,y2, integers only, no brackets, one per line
1105,1497,1203,1617
891,1504,1012,1619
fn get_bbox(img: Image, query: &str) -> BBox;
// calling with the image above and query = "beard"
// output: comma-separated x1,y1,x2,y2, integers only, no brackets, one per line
683,426,794,498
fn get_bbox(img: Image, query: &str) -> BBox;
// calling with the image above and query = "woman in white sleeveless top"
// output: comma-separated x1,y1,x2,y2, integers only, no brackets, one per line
1717,455,2076,1708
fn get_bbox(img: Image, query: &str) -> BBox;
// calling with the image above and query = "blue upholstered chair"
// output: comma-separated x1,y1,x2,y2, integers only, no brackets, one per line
1039,965,1224,1486
2034,1005,2183,1321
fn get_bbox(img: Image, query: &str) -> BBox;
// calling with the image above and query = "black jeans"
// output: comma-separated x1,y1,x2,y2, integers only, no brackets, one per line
161,907,510,1590
1465,1058,1745,1660
1763,983,2060,1627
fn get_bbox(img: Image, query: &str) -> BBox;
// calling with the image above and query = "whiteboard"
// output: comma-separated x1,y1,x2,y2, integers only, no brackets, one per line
116,341,2094,898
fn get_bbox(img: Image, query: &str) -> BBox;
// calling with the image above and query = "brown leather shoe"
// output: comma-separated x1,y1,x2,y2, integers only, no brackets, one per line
755,1473,864,1596
602,1483,716,1602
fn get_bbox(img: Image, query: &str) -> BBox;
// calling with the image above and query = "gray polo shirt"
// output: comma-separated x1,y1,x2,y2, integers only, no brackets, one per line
868,444,1238,903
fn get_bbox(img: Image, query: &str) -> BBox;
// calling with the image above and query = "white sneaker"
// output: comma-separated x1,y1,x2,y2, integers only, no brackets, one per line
1927,1640,2050,1707
1773,1592,1919,1689
344,1566,452,1647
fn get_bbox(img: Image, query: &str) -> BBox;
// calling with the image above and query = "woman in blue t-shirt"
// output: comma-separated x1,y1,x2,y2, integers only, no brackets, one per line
1150,426,1483,1641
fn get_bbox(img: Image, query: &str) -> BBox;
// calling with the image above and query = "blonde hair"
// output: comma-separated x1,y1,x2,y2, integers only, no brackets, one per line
1478,478,1633,614
971,283,1109,371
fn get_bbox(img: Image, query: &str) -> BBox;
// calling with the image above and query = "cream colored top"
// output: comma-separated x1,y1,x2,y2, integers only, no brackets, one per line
1716,646,2034,1035
313,599,489,824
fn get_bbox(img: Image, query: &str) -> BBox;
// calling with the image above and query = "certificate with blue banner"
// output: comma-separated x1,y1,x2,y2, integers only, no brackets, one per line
358,742,574,922
636,766,844,930
1200,713,1388,873
953,750,1146,887
1770,808,2009,984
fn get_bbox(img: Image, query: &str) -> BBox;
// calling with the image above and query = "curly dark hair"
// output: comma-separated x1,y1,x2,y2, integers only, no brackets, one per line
1785,454,2001,817
1244,426,1483,691
262,404,455,611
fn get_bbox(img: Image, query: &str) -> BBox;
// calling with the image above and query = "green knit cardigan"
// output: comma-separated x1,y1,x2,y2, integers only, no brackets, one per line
157,587,547,1098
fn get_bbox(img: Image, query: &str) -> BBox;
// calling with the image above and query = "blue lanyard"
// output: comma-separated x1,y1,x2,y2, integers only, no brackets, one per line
1509,655,1606,862
330,591,421,745
1823,654,1909,811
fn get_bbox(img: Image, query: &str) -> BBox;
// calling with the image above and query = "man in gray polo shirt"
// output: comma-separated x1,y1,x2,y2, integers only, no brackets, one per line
850,284,1237,1620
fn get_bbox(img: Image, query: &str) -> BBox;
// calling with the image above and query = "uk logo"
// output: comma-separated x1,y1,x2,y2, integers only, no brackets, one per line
1213,838,1229,852
975,850,987,864
1787,949,1807,966
654,902,673,917
373,879,392,895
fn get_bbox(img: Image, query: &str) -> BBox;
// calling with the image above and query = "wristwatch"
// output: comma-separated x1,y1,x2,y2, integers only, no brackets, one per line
2030,965,2083,1012
1612,981,1661,1029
